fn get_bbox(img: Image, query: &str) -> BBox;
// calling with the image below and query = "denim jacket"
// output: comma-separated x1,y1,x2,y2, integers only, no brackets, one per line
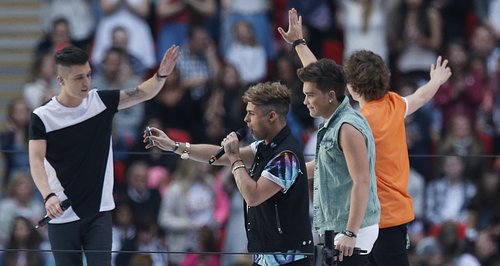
312,97,380,234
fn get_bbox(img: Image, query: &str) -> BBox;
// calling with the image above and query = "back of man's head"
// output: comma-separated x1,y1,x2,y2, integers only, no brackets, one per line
344,50,390,102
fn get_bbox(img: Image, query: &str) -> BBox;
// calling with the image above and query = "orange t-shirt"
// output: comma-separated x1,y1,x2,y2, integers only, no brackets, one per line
360,92,414,228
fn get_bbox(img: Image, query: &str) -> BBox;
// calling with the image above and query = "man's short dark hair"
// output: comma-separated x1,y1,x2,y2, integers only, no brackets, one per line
54,46,88,68
297,59,346,101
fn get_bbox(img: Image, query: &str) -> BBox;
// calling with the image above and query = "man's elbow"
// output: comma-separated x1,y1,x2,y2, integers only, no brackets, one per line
245,196,263,207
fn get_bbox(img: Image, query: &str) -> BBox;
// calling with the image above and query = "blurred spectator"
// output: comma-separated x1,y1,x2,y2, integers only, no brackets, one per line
469,25,500,75
485,0,500,42
219,168,248,266
147,166,172,198
127,118,181,178
286,0,336,60
431,0,473,47
220,0,275,59
389,0,442,83
35,17,73,54
129,254,153,266
91,0,156,72
473,228,500,265
0,99,31,187
0,172,44,246
204,63,246,137
434,40,485,131
336,0,389,63
115,160,162,224
225,19,267,85
144,69,204,142
274,55,314,144
180,226,219,266
438,114,486,180
93,26,147,78
425,155,476,226
111,201,137,266
116,218,168,266
177,26,220,101
1,216,46,266
92,47,145,145
22,51,58,110
484,58,500,171
158,160,217,265
467,171,500,231
41,0,95,49
155,0,216,63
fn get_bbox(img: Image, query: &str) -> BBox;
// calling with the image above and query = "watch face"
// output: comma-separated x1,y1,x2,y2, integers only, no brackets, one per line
343,231,355,237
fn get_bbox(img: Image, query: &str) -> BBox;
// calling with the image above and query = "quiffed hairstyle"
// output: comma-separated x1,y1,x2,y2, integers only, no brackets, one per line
297,58,346,102
242,82,291,117
54,46,88,70
344,50,390,102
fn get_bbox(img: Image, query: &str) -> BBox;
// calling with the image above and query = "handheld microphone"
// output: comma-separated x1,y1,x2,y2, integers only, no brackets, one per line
35,199,71,229
209,128,246,165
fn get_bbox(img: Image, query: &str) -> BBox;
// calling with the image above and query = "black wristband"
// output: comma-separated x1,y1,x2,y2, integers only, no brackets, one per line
292,38,306,49
342,230,357,238
44,193,56,203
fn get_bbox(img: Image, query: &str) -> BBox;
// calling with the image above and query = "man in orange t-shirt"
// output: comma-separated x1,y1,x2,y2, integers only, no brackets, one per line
344,50,451,265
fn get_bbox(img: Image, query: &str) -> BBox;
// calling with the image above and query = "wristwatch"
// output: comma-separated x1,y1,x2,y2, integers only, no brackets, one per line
342,230,357,238
181,142,190,160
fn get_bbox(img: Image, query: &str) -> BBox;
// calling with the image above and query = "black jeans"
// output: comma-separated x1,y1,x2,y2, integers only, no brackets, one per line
48,211,112,266
368,224,409,266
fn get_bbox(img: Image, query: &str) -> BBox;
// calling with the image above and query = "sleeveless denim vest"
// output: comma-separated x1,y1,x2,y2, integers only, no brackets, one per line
312,97,380,234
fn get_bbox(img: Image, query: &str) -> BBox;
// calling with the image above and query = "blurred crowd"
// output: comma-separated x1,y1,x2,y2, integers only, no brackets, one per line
0,0,499,265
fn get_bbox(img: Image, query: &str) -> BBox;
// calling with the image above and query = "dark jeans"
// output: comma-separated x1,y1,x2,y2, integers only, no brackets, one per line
368,224,409,266
48,211,112,266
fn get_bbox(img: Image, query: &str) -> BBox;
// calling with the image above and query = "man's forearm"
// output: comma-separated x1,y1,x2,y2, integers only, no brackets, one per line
169,142,231,166
346,181,370,233
30,161,53,198
295,44,318,67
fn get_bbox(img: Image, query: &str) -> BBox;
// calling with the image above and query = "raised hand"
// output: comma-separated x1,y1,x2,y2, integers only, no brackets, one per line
278,8,304,44
430,56,452,86
157,45,180,77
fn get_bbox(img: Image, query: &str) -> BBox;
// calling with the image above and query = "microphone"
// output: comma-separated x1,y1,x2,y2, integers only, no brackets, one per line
35,199,71,229
209,128,246,165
